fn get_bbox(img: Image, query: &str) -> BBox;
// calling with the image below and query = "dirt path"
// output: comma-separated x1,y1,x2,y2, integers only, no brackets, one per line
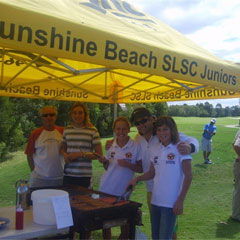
225,125,239,128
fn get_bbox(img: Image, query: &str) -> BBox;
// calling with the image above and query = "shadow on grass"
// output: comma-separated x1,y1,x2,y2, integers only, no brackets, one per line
216,217,240,239
91,229,120,240
0,153,14,163
193,163,208,169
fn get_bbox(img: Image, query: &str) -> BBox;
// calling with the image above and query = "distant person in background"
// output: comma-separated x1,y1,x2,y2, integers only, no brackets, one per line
60,102,102,188
25,106,64,188
231,129,240,222
201,118,217,164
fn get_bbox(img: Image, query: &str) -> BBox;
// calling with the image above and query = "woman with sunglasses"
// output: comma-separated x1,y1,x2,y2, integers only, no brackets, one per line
25,106,64,188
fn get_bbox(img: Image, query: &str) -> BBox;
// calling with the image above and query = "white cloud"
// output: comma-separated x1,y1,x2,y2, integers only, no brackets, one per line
161,7,185,21
127,0,240,106
186,8,240,61
130,0,240,62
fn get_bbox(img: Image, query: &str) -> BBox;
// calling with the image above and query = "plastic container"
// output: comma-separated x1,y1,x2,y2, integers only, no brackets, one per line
31,189,68,225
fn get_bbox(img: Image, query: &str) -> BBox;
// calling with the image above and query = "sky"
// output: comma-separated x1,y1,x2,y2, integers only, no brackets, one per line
128,0,240,107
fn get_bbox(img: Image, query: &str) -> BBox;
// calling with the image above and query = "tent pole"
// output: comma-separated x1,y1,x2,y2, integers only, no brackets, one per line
114,103,118,121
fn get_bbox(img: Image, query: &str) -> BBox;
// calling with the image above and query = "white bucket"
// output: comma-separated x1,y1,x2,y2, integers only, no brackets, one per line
31,189,69,225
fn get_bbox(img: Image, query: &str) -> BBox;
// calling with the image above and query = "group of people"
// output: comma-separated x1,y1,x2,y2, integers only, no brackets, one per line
25,102,200,240
25,103,103,189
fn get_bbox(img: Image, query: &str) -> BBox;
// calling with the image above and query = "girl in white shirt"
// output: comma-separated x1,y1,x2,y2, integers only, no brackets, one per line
98,116,142,196
129,116,192,240
96,116,142,240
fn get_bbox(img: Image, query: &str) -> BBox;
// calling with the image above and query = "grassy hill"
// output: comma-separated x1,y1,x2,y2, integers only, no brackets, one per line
1,117,240,239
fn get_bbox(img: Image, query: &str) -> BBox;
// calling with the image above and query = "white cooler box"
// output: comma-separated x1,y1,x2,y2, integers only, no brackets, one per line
31,189,69,225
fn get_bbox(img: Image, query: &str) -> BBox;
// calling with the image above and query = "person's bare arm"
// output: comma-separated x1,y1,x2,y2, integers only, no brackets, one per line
27,155,34,171
93,152,110,170
128,163,155,188
60,141,100,162
84,143,103,160
95,143,103,155
173,159,192,215
59,142,71,163
177,142,192,155
233,145,240,158
105,139,114,150
178,133,199,155
118,159,143,173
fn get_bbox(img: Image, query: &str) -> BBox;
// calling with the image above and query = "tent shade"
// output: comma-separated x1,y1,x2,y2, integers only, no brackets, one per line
0,0,240,103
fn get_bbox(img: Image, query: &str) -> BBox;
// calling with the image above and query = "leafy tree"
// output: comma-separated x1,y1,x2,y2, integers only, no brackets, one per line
187,105,199,116
231,106,240,116
224,107,231,116
215,103,225,117
203,102,214,116
92,103,114,137
168,105,181,116
0,97,25,160
150,102,168,117
55,101,72,127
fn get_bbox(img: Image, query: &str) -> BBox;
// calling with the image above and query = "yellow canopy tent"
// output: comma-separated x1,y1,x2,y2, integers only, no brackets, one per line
0,0,240,103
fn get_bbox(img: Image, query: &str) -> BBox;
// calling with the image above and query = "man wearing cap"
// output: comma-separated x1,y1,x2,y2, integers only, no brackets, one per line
130,107,199,240
201,118,217,164
231,129,240,222
25,106,64,188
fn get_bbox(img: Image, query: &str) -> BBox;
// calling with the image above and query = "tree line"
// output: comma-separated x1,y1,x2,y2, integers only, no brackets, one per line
168,102,240,117
0,96,239,161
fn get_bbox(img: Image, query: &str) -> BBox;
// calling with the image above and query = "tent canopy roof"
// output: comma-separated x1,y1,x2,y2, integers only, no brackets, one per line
0,0,240,103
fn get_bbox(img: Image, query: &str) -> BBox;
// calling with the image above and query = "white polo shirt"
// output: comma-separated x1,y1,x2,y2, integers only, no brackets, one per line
150,142,192,208
100,138,141,196
234,130,240,146
135,134,159,192
135,132,197,192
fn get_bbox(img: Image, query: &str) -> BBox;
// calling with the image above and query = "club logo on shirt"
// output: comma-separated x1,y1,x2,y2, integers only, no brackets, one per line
166,153,175,164
125,152,132,158
167,153,175,160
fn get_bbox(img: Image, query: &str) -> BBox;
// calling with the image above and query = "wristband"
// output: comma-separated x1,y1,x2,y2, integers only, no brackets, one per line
190,143,195,153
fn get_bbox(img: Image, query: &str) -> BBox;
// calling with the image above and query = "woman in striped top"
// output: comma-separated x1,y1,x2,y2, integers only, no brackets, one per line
60,102,102,188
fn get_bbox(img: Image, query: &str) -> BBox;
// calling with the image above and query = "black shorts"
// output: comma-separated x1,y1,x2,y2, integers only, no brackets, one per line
63,176,91,188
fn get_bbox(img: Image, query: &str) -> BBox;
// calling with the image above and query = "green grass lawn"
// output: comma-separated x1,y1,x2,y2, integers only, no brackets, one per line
1,117,240,239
